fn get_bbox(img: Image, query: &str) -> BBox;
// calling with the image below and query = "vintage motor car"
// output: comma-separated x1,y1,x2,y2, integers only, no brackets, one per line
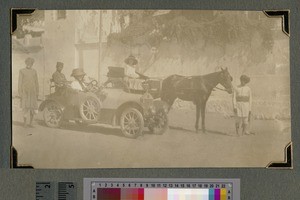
39,67,169,138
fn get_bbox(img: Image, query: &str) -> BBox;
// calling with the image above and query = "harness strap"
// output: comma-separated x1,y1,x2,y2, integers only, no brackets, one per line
214,86,228,92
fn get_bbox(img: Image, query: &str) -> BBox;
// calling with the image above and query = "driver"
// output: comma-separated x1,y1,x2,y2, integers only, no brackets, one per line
70,68,86,91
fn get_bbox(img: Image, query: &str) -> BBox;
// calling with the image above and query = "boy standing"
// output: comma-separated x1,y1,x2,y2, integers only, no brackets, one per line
233,75,252,136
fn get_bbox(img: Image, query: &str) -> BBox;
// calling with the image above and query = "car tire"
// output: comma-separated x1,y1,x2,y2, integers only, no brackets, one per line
120,108,144,138
43,101,63,128
79,96,101,123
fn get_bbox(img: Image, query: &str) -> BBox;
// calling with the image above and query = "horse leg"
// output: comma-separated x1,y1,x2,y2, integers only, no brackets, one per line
201,101,207,133
195,103,201,133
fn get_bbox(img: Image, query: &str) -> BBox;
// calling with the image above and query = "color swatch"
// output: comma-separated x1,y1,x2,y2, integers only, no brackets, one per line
97,188,227,200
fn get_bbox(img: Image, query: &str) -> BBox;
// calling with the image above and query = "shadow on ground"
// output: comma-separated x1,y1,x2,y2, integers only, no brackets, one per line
13,120,154,138
167,125,230,136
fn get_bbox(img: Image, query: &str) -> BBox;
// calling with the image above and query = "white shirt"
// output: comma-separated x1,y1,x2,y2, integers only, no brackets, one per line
233,85,252,117
124,64,139,78
71,80,85,91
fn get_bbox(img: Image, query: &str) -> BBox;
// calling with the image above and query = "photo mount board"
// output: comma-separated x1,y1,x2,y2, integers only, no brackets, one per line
0,0,299,199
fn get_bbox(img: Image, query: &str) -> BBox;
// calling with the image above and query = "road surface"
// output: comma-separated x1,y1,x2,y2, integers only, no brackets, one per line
12,108,290,168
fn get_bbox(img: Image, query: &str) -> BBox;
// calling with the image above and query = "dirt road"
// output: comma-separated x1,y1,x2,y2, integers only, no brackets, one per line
12,109,290,169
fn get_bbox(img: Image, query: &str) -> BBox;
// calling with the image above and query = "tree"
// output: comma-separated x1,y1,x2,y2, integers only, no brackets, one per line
14,10,44,38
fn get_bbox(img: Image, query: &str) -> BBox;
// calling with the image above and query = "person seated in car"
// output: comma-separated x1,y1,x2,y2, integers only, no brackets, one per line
70,68,87,91
123,55,146,90
52,62,70,92
124,55,140,78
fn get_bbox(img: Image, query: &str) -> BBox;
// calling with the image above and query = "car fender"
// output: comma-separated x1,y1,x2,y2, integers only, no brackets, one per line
114,101,144,125
39,99,65,111
101,88,143,109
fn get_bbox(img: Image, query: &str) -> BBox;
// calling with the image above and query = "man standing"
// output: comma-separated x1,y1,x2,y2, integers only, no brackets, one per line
52,62,68,91
18,57,39,127
233,75,252,136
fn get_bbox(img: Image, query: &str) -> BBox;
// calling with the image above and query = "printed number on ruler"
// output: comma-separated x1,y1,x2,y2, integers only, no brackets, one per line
36,182,54,200
90,181,234,200
58,182,77,200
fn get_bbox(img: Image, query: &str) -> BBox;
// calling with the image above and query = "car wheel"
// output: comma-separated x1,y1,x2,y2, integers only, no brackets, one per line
43,101,63,128
120,108,144,138
148,111,169,135
79,96,101,123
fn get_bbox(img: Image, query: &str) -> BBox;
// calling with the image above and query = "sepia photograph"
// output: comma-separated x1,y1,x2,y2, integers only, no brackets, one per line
11,10,291,168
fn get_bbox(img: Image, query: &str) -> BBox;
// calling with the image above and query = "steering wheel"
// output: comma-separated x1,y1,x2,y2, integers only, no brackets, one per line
85,80,99,92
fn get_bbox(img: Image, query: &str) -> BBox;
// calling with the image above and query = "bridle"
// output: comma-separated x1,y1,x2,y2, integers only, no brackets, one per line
211,74,233,93
214,86,230,92
215,71,233,93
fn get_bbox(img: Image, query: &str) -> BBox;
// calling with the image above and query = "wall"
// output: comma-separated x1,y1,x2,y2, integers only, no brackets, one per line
43,10,77,95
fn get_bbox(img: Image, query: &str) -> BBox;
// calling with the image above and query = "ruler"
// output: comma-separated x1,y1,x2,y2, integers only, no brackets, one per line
36,182,55,200
35,182,76,200
83,178,240,200
58,182,77,200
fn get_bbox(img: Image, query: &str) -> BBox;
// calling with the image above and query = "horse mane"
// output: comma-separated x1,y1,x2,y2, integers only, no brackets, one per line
200,70,222,79
189,71,222,83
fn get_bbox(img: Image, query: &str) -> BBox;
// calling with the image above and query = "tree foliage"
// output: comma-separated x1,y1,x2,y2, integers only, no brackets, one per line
108,10,275,58
14,10,44,38
109,10,274,66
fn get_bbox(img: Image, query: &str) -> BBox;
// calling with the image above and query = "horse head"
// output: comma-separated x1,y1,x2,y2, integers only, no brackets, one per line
219,67,233,94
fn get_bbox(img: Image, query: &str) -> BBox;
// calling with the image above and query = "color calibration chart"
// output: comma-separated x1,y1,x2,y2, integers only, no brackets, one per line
84,178,240,200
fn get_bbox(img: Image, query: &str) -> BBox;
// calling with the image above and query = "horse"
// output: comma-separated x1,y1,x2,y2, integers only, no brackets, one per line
161,68,233,133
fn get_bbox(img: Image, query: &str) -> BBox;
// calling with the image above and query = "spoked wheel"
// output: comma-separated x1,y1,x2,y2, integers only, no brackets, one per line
79,96,101,123
43,101,63,128
148,111,169,135
120,108,144,139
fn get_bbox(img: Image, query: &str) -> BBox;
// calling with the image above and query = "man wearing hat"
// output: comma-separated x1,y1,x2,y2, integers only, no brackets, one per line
70,68,86,91
52,62,69,92
233,75,252,136
18,57,39,127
